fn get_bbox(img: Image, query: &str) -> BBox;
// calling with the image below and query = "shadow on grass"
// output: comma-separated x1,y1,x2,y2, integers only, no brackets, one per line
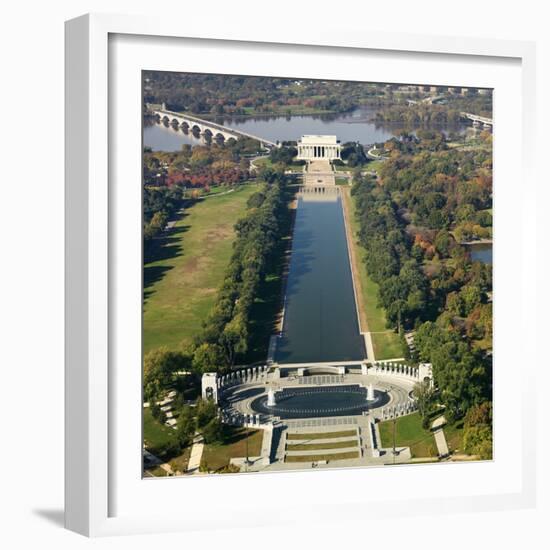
240,186,297,363
221,426,252,446
143,201,199,304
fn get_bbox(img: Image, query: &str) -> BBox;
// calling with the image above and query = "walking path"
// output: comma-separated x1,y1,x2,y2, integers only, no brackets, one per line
340,186,377,362
186,434,205,474
432,416,449,458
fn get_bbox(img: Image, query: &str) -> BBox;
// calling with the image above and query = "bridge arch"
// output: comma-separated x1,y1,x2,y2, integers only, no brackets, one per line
150,108,278,148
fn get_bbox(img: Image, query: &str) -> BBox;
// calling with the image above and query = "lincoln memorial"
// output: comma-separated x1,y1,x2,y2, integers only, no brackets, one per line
297,135,341,161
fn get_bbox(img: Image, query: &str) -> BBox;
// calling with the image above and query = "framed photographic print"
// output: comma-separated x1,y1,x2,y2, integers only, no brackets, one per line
65,13,537,536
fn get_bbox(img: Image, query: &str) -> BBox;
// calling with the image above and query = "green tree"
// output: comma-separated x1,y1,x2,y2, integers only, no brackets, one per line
463,425,492,459
464,401,492,429
412,380,435,428
434,229,454,258
143,347,184,402
195,398,218,428
202,417,224,444
192,343,226,374
175,405,196,447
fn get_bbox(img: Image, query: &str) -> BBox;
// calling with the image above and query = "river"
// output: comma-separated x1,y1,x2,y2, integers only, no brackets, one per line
143,107,467,152
274,189,366,364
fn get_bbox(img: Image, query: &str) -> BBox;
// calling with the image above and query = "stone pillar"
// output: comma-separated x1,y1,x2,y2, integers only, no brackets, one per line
201,372,219,403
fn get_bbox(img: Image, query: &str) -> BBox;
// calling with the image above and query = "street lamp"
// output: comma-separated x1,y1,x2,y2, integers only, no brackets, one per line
393,417,397,465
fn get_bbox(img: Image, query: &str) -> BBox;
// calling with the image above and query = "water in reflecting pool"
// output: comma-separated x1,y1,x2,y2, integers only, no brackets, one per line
274,189,366,364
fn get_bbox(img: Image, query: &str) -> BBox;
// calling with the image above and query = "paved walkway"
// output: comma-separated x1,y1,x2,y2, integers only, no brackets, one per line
186,434,204,474
363,333,376,363
303,160,335,186
432,416,449,458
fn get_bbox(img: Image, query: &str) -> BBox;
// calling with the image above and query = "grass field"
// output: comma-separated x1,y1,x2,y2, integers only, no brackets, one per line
371,332,403,360
143,184,260,353
444,420,465,454
286,430,357,441
379,413,438,459
285,451,359,463
286,440,358,451
143,407,177,455
201,427,263,472
143,408,194,473
168,446,192,474
344,189,403,360
335,176,350,185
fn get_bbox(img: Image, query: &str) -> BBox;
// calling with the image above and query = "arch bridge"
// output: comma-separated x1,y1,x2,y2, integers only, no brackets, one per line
460,112,493,128
149,105,278,148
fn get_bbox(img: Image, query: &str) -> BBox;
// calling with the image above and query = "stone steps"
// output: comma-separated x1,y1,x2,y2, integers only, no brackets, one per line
285,444,359,457
286,435,358,446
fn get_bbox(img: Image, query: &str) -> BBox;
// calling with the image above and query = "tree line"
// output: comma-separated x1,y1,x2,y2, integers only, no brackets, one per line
191,173,289,372
143,72,391,118
352,133,492,445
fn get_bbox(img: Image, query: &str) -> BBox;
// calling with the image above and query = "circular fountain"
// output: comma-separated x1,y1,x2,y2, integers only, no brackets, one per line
250,384,390,419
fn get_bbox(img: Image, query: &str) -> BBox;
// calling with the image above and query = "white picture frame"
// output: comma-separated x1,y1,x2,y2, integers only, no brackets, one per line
65,13,537,537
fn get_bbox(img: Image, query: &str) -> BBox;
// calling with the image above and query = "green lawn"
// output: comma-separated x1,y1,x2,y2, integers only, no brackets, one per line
286,430,357,441
371,332,404,360
143,407,176,455
286,440,358,451
201,427,263,472
145,466,169,477
346,190,402,359
143,184,261,353
253,157,274,169
335,176,350,185
285,451,359,463
379,413,438,459
143,408,194,473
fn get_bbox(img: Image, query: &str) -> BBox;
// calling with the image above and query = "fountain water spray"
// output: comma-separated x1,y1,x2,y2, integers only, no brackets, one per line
267,388,277,407
367,383,375,401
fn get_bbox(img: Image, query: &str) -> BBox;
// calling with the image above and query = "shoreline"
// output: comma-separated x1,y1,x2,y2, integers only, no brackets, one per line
460,239,493,245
